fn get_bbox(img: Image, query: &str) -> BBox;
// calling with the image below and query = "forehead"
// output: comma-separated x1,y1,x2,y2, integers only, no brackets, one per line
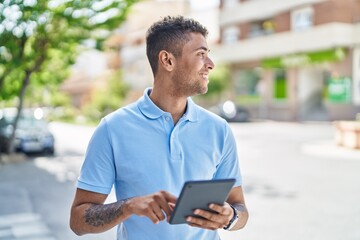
182,32,208,52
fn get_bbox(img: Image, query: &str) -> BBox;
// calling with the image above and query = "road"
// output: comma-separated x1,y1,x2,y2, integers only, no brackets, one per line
0,121,359,240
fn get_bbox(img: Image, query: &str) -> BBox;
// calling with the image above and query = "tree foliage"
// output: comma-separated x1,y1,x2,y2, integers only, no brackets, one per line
0,0,136,99
204,64,230,98
0,0,137,153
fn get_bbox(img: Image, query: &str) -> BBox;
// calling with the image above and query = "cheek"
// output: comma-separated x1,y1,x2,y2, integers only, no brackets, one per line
186,61,203,74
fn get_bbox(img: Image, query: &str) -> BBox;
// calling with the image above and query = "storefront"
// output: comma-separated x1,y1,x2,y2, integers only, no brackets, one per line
231,47,360,121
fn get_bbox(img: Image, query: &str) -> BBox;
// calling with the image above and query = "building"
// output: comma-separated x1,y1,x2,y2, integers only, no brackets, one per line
214,0,360,121
60,50,110,109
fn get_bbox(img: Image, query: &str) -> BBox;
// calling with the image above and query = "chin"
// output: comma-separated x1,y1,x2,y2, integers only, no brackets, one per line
199,87,208,95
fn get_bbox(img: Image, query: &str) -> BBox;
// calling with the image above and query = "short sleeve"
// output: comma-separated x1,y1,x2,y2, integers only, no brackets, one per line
77,118,115,194
213,123,242,187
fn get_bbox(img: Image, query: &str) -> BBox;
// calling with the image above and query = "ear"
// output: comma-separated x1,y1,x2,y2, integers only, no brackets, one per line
158,50,174,71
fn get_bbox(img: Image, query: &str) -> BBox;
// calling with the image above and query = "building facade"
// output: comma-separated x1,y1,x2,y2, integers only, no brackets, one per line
214,0,360,121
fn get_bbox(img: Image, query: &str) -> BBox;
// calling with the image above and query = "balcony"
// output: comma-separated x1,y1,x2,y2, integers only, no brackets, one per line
220,0,327,26
212,22,358,64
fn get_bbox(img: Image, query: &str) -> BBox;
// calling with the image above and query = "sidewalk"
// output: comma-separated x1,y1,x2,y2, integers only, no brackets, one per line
0,155,116,240
0,213,55,240
302,139,360,160
0,159,57,240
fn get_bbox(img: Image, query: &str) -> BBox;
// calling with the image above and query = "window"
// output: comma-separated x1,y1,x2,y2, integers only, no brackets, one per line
249,19,275,38
291,6,313,31
223,0,238,9
326,74,352,103
234,69,261,104
222,26,240,44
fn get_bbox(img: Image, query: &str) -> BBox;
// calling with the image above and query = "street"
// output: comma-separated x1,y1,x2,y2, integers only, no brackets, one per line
0,121,359,240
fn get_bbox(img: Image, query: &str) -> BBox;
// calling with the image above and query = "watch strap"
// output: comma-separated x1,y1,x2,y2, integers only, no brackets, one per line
223,204,239,230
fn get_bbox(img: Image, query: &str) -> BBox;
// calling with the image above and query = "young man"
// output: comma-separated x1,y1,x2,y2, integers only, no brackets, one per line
70,16,248,239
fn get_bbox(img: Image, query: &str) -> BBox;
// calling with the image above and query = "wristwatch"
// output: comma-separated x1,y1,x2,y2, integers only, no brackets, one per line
223,204,239,230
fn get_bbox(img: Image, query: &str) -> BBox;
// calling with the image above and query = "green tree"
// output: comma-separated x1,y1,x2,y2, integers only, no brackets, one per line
196,64,230,106
0,0,136,153
207,64,230,97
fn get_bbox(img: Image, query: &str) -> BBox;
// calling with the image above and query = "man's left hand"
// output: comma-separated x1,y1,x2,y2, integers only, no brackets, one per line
186,202,233,230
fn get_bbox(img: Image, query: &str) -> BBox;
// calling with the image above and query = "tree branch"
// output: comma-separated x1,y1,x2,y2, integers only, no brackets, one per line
7,39,48,154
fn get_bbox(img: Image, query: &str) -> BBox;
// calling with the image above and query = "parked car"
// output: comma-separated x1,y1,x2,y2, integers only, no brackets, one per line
0,108,55,155
209,100,250,122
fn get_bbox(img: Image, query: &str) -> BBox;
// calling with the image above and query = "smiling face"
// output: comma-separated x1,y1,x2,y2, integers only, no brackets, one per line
171,32,215,97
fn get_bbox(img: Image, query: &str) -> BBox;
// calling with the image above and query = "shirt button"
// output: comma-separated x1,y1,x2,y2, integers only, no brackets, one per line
165,116,170,121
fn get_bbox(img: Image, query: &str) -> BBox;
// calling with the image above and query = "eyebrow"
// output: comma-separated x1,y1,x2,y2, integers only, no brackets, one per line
194,46,210,52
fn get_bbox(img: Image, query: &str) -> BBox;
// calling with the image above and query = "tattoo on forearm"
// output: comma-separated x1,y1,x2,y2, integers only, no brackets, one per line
85,198,130,227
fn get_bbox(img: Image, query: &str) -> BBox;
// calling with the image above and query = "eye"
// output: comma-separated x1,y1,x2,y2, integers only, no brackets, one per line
199,51,206,58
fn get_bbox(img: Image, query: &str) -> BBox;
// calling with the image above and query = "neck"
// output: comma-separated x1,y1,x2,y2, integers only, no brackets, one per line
149,86,187,125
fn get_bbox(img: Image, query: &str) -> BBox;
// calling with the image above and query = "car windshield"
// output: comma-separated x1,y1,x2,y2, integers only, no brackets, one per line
18,117,47,130
0,109,48,130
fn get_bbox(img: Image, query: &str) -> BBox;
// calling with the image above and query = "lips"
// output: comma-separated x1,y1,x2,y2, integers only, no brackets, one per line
200,72,209,79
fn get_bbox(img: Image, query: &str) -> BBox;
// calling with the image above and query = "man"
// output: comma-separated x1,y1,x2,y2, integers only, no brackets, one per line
70,16,248,239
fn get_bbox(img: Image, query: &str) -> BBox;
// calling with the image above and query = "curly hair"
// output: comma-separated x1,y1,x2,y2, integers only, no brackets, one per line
146,15,208,76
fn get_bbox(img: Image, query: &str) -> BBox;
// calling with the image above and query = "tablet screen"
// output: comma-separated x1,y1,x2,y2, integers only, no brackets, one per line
169,179,235,224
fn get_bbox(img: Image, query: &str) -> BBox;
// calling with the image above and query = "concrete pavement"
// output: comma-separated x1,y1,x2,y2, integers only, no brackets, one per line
0,121,359,240
0,160,57,240
220,121,360,240
0,158,116,240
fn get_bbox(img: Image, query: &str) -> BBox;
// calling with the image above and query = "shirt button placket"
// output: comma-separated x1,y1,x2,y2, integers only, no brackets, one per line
170,127,182,161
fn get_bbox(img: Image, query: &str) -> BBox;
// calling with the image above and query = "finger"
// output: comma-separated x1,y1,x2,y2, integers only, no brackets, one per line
150,202,166,221
157,191,177,218
209,203,232,216
168,202,175,211
186,216,221,230
145,207,162,224
163,191,177,204
193,209,221,223
193,208,230,228
158,201,172,219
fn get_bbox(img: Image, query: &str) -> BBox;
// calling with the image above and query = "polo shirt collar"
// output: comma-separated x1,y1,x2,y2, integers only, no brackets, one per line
138,87,198,122
138,88,164,119
184,97,198,122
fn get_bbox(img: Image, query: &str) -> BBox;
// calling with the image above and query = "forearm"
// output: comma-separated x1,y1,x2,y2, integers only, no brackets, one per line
229,203,248,231
70,198,130,235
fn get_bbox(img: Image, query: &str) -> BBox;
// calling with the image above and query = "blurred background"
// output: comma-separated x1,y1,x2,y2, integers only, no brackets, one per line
0,0,360,239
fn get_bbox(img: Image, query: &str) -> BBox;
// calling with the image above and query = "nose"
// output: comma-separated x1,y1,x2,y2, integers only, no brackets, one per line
206,56,215,70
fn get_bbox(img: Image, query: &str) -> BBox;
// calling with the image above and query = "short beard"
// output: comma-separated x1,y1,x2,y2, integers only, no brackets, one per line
171,72,208,97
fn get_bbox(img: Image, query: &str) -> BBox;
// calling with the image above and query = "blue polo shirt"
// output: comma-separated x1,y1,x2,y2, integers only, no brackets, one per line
77,88,242,240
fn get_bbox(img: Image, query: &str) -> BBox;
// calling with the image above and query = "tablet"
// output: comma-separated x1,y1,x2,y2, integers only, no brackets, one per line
169,179,236,224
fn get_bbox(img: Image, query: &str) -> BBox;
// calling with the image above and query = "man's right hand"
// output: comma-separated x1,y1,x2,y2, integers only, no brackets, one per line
124,191,177,224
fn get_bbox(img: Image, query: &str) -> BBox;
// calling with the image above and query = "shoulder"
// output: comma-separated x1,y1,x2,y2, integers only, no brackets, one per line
102,101,139,125
194,103,228,126
191,103,235,138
